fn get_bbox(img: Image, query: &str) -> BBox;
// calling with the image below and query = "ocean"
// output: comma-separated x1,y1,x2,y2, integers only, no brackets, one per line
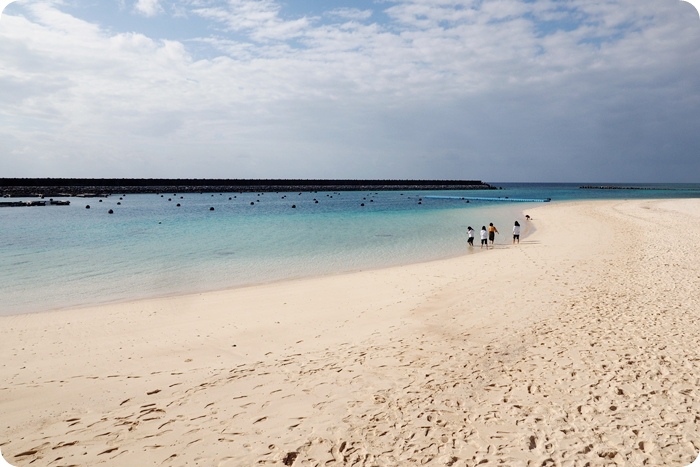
2,183,699,315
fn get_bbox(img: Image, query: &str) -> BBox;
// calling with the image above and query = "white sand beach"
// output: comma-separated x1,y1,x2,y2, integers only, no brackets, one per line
1,198,700,466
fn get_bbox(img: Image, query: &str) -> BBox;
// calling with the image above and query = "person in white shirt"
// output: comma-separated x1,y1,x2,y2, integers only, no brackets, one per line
467,226,474,247
513,221,521,244
480,226,488,249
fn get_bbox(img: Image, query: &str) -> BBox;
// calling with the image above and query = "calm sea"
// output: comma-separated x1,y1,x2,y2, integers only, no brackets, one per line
2,183,699,315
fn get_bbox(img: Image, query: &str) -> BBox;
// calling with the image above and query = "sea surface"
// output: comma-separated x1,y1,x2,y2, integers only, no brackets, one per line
2,183,699,315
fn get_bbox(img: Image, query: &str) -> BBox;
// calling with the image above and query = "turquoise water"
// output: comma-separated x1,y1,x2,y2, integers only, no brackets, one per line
2,183,699,315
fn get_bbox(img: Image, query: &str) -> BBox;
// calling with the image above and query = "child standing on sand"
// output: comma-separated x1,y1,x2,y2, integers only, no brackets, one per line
513,221,520,244
480,226,488,249
467,226,474,247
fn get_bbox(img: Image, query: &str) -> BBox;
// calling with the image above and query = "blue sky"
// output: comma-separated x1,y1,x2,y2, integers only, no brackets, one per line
1,0,699,182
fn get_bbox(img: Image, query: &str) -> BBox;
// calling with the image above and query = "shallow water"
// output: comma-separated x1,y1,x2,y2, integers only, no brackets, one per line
2,183,698,315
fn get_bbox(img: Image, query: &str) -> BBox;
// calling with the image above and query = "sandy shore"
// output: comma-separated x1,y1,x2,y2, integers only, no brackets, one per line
1,198,700,466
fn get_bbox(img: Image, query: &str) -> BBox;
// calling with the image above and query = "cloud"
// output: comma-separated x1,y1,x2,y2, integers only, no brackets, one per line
191,0,312,42
134,0,163,17
682,0,700,17
0,0,18,22
1,0,699,181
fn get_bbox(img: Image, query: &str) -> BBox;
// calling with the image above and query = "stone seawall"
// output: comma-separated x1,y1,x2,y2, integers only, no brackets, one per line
1,179,495,197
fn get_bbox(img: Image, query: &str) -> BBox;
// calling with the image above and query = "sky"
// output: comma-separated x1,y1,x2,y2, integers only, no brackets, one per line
0,0,699,183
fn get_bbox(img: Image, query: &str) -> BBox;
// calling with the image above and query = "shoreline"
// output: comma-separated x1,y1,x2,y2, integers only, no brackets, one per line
3,202,531,317
2,198,699,466
3,221,532,318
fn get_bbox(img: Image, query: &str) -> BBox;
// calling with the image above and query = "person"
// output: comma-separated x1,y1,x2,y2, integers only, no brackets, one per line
467,226,474,247
513,220,520,244
525,214,531,221
480,226,488,249
488,222,499,247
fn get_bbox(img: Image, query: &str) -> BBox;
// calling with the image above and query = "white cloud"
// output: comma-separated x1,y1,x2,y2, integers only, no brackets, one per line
134,0,163,17
191,0,312,41
0,0,699,181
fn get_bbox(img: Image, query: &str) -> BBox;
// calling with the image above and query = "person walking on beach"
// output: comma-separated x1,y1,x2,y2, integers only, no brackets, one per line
480,226,488,249
513,221,521,244
488,222,499,247
467,226,475,247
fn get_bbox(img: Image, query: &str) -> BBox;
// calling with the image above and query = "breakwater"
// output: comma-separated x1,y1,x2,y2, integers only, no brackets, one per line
1,178,494,197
